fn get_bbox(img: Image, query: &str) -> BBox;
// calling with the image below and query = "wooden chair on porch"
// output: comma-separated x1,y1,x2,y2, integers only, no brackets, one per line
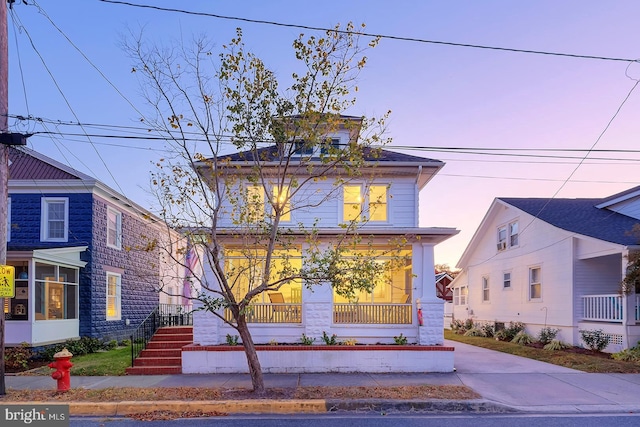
268,292,290,322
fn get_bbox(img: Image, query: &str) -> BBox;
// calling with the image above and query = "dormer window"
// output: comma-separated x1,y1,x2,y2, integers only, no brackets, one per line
293,140,314,156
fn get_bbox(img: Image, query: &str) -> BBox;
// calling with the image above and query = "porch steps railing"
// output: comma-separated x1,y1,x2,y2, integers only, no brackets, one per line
129,304,193,370
126,326,193,375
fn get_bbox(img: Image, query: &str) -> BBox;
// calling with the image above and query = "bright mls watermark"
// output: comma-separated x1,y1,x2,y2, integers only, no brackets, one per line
2,405,69,426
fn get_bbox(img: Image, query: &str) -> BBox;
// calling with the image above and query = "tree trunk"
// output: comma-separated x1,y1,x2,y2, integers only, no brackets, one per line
236,316,265,394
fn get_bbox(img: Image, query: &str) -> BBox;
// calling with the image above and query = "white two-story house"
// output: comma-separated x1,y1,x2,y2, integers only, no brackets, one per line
184,116,459,372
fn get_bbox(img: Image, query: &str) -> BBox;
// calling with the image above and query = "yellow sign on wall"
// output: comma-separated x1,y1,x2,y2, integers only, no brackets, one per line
0,265,15,298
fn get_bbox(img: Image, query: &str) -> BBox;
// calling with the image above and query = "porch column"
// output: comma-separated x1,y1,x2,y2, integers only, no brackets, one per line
622,250,639,349
416,242,444,345
191,261,221,345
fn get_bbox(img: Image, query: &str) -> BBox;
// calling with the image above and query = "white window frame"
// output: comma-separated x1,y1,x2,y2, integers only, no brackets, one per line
529,266,542,301
509,221,519,247
481,276,490,302
497,225,507,251
40,197,69,242
454,285,468,306
272,184,291,222
107,207,122,250
342,183,389,223
503,271,512,289
106,272,122,321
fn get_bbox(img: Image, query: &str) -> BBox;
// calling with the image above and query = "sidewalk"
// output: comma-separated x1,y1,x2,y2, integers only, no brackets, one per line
4,340,640,415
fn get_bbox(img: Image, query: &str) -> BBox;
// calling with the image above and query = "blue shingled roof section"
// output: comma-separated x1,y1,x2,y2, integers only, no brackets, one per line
500,198,640,246
216,145,441,163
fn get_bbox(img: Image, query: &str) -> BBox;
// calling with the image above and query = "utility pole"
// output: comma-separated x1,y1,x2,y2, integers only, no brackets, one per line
1,0,26,396
1,0,10,396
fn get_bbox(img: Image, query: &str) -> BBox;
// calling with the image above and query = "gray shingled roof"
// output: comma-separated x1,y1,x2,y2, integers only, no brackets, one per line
500,197,640,246
216,145,441,164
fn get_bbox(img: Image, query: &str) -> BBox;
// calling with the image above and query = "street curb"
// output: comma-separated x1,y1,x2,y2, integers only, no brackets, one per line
2,399,516,416
326,399,517,413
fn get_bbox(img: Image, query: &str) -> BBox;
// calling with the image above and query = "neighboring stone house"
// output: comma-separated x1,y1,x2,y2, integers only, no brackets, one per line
4,147,182,346
450,186,640,352
184,116,459,373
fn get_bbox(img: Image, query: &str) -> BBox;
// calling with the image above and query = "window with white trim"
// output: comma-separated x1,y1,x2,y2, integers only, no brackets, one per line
106,272,122,320
482,276,490,302
41,197,69,242
272,184,291,222
503,271,512,288
107,207,122,249
343,184,388,222
453,285,468,306
529,267,541,300
497,226,507,251
509,221,519,247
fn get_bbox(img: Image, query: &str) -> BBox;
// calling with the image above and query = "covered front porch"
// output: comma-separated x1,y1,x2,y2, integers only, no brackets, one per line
579,293,640,352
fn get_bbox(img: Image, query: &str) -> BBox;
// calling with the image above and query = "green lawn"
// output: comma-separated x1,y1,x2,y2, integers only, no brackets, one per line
445,329,640,373
28,346,132,376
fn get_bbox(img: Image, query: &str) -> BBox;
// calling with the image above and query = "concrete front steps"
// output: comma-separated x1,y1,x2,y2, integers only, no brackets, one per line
126,326,193,375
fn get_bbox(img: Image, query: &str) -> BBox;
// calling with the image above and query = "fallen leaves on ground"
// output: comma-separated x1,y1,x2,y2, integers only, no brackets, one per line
128,410,228,421
1,385,480,402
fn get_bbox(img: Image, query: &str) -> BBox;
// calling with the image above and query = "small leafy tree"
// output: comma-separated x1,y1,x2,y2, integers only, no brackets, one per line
125,24,413,394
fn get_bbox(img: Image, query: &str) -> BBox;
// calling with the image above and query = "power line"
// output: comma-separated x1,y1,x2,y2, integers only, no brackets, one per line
98,0,639,63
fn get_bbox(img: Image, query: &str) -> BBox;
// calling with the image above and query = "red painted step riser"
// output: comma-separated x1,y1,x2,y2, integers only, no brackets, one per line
126,367,182,375
134,357,182,367
139,349,182,358
155,327,194,335
151,334,193,342
146,341,192,349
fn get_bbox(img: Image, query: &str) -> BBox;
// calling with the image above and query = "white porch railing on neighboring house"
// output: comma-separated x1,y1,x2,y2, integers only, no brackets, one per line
582,294,624,323
636,295,640,322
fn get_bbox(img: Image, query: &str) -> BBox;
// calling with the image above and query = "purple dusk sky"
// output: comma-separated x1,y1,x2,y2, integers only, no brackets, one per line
7,0,640,267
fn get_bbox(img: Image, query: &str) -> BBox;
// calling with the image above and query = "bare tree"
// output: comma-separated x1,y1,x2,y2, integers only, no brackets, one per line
125,24,409,394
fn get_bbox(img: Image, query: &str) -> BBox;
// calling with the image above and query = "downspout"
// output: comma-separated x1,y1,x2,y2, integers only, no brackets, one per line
415,165,422,226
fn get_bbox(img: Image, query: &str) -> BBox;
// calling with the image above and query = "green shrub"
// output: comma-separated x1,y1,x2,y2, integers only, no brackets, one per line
511,331,534,346
322,331,338,345
480,323,495,338
543,339,570,351
463,328,484,337
4,343,33,371
300,333,316,345
393,333,408,345
612,341,640,361
494,330,509,341
225,334,239,346
537,327,560,345
580,329,610,352
119,339,131,347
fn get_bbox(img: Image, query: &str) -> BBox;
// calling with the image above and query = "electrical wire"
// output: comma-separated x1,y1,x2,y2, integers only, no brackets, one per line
97,0,639,63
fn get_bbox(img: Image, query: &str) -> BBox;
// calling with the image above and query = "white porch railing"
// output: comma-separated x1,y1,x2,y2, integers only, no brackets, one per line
636,295,640,322
224,304,302,324
582,295,623,323
333,303,412,324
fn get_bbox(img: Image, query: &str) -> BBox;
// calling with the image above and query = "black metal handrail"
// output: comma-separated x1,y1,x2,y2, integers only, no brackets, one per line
130,304,194,366
130,305,161,366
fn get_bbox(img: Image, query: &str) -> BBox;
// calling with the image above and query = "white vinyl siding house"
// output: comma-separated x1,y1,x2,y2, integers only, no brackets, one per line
450,189,640,352
190,117,459,366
